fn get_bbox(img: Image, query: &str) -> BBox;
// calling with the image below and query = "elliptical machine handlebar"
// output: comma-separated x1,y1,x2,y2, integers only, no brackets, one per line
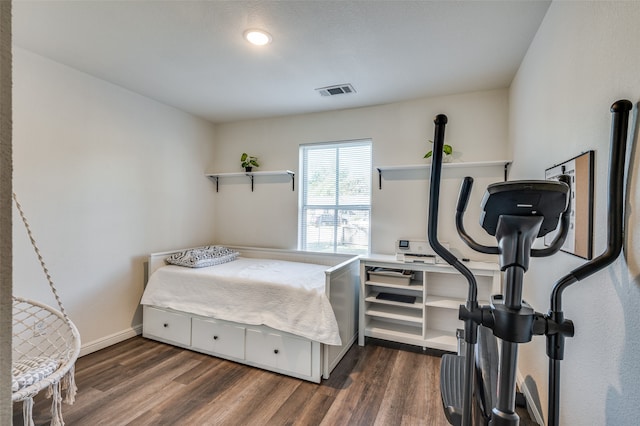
455,175,572,259
456,176,473,213
427,114,477,426
551,99,632,309
546,99,632,426
455,177,499,255
531,174,572,257
428,114,478,303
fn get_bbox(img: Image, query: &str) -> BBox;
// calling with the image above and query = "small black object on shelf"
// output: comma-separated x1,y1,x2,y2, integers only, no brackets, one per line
376,292,416,304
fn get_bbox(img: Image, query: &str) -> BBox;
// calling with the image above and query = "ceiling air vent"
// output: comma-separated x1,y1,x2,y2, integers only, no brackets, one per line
315,84,356,97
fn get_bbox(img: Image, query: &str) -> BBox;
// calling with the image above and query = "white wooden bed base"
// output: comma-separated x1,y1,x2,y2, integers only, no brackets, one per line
143,246,359,383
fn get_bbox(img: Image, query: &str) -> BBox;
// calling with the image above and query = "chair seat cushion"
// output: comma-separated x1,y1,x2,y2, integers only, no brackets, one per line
12,356,59,392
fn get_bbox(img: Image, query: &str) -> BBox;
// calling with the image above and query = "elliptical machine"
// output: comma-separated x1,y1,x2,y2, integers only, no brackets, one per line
427,100,632,426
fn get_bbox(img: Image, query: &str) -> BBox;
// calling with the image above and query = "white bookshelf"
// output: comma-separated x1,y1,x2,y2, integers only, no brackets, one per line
359,254,501,352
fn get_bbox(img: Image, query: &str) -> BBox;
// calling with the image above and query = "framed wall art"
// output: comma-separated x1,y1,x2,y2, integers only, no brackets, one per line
544,150,594,259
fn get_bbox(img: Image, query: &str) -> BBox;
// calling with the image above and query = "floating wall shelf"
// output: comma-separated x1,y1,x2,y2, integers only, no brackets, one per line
375,160,511,189
206,170,295,192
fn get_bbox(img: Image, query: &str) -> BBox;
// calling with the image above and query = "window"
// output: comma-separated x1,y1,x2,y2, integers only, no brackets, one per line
299,140,372,254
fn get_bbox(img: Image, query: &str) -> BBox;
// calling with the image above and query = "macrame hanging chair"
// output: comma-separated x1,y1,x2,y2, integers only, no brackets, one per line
11,193,81,426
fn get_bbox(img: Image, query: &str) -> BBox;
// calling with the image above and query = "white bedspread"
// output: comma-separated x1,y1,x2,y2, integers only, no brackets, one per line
141,257,341,345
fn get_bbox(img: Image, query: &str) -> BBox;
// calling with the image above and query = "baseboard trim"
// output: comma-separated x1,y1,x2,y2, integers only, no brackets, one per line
79,324,143,357
517,370,545,425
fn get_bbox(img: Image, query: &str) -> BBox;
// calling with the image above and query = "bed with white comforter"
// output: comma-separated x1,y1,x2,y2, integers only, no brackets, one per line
141,257,341,345
140,246,359,382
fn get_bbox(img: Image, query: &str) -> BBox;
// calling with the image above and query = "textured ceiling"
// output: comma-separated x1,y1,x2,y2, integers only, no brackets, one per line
12,1,551,124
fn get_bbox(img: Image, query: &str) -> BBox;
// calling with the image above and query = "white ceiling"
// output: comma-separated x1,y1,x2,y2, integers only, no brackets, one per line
12,0,551,124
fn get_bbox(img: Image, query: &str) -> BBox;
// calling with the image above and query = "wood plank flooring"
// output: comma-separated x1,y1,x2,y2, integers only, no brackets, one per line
13,337,536,425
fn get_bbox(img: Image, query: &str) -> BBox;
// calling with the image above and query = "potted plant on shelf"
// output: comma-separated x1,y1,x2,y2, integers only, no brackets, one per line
424,140,453,162
240,153,259,172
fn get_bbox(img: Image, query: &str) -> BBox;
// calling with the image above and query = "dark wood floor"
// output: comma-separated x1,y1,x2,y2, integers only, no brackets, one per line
13,337,536,425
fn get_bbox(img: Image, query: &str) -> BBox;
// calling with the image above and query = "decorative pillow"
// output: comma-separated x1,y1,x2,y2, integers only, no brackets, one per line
165,246,239,268
12,356,59,392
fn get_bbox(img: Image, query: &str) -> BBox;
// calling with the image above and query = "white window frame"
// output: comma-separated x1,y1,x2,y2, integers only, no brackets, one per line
298,139,372,254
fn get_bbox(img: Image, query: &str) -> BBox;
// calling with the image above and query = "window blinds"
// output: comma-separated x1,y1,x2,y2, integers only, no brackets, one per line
299,140,372,254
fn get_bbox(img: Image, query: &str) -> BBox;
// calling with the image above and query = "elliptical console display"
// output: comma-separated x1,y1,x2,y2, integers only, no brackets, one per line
480,180,570,238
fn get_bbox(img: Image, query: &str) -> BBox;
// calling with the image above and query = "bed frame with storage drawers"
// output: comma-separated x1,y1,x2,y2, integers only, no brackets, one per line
142,246,359,383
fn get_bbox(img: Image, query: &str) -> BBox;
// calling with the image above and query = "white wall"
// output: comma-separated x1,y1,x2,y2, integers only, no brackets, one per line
213,90,509,259
510,2,640,424
12,48,217,354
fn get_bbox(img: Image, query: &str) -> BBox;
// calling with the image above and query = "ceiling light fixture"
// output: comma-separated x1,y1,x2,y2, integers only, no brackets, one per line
243,29,272,46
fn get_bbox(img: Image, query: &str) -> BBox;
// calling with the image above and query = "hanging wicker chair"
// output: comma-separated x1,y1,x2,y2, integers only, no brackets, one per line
12,194,81,426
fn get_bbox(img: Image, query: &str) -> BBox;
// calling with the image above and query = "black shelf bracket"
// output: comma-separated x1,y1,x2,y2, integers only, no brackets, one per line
247,173,254,192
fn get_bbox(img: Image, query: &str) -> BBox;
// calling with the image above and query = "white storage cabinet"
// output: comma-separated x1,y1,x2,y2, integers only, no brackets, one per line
359,254,501,352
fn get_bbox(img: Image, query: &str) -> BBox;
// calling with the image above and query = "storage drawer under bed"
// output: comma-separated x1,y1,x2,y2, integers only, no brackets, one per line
191,317,245,360
245,329,312,377
142,305,323,382
143,305,191,346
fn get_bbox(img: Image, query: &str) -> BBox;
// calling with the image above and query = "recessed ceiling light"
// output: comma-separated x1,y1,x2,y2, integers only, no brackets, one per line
243,29,272,46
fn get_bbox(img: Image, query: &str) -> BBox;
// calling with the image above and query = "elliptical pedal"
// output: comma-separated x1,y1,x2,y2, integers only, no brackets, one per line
440,353,465,426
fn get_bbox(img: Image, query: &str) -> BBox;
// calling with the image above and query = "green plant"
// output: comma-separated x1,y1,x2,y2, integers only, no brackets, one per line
240,153,259,169
424,140,452,159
